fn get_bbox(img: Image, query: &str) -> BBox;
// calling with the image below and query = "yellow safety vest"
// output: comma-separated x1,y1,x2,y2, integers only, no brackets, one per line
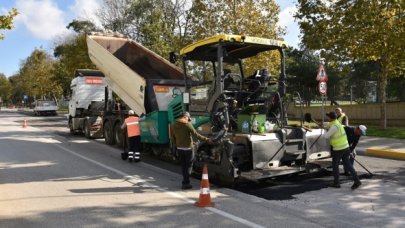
328,120,349,151
337,113,346,124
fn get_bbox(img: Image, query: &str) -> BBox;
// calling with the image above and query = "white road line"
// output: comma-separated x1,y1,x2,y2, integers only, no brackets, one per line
53,143,266,228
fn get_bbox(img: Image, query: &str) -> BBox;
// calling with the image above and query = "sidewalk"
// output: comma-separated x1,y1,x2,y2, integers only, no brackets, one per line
356,136,405,161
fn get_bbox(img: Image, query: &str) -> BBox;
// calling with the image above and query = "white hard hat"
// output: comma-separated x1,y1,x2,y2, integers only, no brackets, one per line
358,125,367,135
128,110,134,115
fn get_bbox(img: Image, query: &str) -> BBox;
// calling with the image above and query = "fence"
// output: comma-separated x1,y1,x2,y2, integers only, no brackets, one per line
287,102,405,127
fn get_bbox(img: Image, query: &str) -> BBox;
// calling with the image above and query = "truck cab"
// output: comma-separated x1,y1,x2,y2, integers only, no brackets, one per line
68,69,111,137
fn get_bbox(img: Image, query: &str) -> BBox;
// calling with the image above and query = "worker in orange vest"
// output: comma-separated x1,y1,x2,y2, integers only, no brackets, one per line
121,110,141,162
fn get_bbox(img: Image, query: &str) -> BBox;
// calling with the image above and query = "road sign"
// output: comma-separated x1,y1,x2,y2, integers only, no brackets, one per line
316,64,328,82
318,81,327,96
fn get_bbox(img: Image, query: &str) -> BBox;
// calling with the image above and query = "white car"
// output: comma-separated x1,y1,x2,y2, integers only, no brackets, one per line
33,100,58,116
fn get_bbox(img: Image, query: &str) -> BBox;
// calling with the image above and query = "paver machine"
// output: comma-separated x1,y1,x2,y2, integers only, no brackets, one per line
170,34,330,185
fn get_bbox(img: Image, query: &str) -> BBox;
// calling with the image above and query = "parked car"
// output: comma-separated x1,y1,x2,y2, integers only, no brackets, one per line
33,100,58,116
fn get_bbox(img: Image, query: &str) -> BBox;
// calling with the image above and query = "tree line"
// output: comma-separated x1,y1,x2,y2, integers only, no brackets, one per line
0,0,404,128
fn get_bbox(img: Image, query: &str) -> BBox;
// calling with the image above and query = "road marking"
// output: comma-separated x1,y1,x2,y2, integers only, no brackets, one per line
53,143,266,228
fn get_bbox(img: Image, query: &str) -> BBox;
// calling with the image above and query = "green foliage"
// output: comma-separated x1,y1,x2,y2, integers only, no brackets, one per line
67,19,96,33
16,49,62,100
285,48,319,105
53,31,95,96
295,0,405,128
0,8,18,40
0,74,12,103
98,0,186,61
187,0,284,75
189,0,282,40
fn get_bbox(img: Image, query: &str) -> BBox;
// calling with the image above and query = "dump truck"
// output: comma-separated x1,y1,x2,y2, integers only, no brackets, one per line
86,33,330,185
68,69,110,138
86,33,187,149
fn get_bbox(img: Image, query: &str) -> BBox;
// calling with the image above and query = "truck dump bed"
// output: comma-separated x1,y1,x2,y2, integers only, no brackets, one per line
86,34,184,115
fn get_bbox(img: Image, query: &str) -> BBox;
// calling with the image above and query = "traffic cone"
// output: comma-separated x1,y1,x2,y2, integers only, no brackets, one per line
22,119,28,128
194,165,215,207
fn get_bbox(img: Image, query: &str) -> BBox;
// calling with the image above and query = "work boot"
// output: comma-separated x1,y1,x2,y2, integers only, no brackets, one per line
328,183,341,188
128,151,134,162
351,181,362,190
134,152,140,162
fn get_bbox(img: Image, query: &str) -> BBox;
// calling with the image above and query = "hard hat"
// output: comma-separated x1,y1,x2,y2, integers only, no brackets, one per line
128,110,134,115
182,111,191,121
358,125,367,136
326,111,337,119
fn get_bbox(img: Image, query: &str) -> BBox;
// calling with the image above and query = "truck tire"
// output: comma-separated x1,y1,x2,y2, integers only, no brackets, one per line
84,120,92,139
69,118,75,135
104,121,115,145
114,123,124,148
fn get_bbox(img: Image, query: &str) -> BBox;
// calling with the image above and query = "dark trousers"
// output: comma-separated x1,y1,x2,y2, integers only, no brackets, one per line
331,148,360,184
177,148,194,185
343,150,356,173
128,136,141,152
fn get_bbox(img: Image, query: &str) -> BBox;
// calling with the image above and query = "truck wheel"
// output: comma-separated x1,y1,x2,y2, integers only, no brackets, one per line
114,123,124,148
104,121,115,145
69,118,76,135
84,120,92,139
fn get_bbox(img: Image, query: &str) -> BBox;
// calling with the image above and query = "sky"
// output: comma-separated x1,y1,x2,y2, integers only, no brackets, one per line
0,0,300,78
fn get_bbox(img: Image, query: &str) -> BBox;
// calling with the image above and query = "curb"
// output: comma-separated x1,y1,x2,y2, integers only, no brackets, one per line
366,148,405,161
355,147,405,161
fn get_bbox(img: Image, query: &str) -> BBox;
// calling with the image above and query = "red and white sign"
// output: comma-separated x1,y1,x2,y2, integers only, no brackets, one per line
85,77,103,84
316,64,328,82
318,81,327,96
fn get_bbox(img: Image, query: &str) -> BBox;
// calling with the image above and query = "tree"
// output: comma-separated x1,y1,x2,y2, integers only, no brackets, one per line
285,48,346,107
53,20,97,96
295,0,405,128
286,48,320,107
188,0,284,76
97,0,191,59
18,49,62,100
0,73,12,104
0,8,18,40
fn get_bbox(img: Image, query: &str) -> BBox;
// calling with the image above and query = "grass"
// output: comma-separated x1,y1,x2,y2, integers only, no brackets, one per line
288,120,405,139
366,126,405,139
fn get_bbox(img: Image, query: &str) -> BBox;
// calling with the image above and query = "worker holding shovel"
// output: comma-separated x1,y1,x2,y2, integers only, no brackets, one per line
323,112,362,190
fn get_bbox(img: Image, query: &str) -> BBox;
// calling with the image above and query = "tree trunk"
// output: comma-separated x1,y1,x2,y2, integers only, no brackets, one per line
377,60,388,129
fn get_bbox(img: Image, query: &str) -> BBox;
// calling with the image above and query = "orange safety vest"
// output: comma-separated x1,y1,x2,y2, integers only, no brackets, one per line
125,116,140,137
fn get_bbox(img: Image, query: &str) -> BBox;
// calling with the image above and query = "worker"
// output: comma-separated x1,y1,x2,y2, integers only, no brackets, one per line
323,111,361,190
171,112,213,190
114,98,122,111
343,125,367,175
121,110,141,162
335,107,349,126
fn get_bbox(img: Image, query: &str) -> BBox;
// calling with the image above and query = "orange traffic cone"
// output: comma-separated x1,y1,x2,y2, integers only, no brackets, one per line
22,119,28,128
195,165,215,207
